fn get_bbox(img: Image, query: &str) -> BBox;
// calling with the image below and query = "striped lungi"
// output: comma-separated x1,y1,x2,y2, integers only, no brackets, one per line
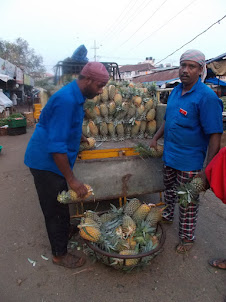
163,165,201,241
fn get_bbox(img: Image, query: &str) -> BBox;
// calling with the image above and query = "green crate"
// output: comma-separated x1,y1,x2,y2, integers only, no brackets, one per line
8,118,27,128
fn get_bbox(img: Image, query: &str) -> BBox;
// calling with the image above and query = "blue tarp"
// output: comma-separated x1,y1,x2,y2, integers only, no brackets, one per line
205,78,226,86
71,45,88,63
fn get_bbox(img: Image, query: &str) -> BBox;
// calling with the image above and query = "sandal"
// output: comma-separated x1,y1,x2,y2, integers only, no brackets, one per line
52,253,86,269
209,258,226,270
176,240,194,254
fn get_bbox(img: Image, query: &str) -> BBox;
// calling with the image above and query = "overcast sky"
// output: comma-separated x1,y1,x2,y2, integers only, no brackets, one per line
1,0,226,73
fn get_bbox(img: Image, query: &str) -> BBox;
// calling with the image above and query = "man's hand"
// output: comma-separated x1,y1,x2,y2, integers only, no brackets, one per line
195,170,210,190
80,135,89,144
68,178,88,199
150,138,157,149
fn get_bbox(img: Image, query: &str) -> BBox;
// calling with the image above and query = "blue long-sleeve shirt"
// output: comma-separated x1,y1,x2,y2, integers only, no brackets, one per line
24,80,86,176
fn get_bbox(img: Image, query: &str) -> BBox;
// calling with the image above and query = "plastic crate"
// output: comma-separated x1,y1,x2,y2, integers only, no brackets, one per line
8,126,26,136
8,118,27,128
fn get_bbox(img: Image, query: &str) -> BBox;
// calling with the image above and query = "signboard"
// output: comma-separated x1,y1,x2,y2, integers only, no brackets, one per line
16,67,23,84
24,74,34,86
0,58,6,75
5,60,16,78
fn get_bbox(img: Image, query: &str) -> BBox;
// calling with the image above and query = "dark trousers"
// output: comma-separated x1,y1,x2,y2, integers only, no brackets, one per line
30,168,70,256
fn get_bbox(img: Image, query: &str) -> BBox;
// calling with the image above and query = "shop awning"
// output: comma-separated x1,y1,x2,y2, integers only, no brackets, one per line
0,73,13,82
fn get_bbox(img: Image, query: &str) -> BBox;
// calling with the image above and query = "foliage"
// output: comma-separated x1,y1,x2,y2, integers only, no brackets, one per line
34,78,56,96
0,37,46,74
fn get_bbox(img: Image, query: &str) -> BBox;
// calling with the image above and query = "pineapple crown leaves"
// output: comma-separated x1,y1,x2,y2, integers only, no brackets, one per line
177,182,199,207
128,117,136,125
134,143,153,157
57,191,70,203
84,100,96,110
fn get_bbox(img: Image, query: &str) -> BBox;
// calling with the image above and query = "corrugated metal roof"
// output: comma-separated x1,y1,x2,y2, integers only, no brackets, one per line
133,68,179,83
206,53,226,64
119,63,155,72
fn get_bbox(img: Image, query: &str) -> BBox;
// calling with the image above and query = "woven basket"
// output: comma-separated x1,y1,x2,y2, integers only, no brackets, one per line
83,223,166,271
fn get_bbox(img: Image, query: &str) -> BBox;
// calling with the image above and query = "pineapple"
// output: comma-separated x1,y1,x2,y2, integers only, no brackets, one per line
99,122,108,140
124,198,141,216
82,120,90,137
177,177,206,207
100,87,109,103
119,250,139,266
88,120,99,138
114,93,123,107
114,103,128,121
100,103,108,120
126,237,137,250
84,217,100,229
100,212,117,224
115,238,130,252
134,220,156,246
131,121,141,138
134,143,163,158
132,204,151,224
57,184,93,203
122,215,136,237
139,120,147,138
93,94,101,105
146,120,157,136
136,104,145,120
108,85,116,100
146,108,156,121
107,122,116,140
144,98,154,112
79,137,96,151
84,210,102,226
108,101,116,118
146,207,163,226
126,104,136,120
78,224,101,242
84,101,97,120
133,96,142,107
116,122,124,140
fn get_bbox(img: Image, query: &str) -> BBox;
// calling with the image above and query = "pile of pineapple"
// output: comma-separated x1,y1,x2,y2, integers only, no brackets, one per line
78,198,165,270
82,81,158,142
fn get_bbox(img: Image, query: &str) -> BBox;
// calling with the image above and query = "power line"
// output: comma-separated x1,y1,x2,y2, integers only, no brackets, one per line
102,0,154,45
100,0,138,43
155,14,226,65
131,0,197,50
117,0,168,49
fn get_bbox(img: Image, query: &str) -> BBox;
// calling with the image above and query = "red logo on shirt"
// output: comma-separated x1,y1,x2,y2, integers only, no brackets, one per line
179,108,187,116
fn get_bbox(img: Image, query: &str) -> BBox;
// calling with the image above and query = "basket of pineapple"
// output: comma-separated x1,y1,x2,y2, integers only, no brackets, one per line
78,198,166,271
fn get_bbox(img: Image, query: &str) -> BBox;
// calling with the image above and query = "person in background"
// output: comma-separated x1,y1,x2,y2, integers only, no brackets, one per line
150,49,223,254
11,92,17,106
24,62,109,268
205,147,226,270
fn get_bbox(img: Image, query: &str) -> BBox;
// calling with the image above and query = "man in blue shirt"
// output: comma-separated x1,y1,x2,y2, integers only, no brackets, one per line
24,62,109,268
150,50,223,254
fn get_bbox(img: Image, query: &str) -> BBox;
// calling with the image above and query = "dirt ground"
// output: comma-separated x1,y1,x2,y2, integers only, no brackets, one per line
0,127,226,302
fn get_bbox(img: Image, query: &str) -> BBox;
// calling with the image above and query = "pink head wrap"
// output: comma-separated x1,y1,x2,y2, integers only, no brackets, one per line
80,62,109,83
180,49,207,82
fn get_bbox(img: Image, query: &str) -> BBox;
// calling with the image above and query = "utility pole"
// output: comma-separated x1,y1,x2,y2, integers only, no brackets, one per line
91,40,101,61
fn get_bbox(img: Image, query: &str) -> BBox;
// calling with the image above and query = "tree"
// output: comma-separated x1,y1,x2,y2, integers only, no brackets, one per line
0,37,46,74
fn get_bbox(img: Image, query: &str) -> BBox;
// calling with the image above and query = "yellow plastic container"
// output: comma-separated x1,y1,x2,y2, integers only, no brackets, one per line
33,104,42,119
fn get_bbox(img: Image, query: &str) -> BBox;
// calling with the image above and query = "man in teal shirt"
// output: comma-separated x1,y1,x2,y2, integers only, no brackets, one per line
150,50,223,254
25,62,109,268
